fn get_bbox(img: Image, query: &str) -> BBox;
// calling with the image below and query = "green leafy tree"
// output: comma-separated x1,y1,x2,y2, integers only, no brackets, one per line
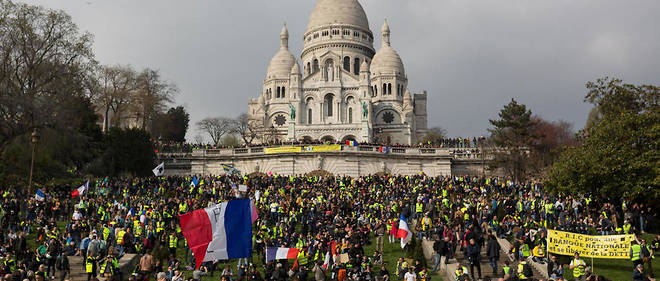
152,106,190,142
488,99,538,181
547,78,659,207
96,128,156,177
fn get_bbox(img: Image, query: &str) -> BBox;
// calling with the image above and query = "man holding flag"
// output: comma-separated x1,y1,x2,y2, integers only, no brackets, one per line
396,213,413,249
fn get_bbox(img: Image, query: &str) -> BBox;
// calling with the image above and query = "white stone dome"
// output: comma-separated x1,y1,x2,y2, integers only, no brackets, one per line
306,0,370,32
266,25,297,79
266,50,296,79
371,20,405,76
371,45,405,76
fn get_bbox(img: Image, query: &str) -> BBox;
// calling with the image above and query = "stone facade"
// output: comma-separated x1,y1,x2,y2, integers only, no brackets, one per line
157,146,498,177
190,146,451,177
248,0,428,145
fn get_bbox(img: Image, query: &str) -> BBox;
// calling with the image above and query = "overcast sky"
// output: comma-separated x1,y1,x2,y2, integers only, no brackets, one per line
20,0,660,140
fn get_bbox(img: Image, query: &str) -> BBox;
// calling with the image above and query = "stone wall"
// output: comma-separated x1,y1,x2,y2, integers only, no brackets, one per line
159,146,499,177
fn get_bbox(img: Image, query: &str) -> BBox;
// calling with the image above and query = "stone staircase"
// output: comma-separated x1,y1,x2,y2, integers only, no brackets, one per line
68,254,139,281
450,240,510,281
496,237,548,280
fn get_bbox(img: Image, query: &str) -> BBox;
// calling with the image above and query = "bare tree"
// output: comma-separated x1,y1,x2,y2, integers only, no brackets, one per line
88,65,137,131
131,68,177,130
193,134,205,145
230,113,259,145
0,1,94,150
421,126,448,144
196,117,232,146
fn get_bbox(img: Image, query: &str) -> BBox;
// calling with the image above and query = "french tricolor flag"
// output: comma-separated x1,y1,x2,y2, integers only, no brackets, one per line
179,199,253,269
71,181,89,198
395,213,412,248
265,247,300,263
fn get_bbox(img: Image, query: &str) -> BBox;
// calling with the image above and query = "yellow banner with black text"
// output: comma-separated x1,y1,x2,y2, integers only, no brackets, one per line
547,229,634,259
304,144,342,152
264,146,302,154
263,145,342,154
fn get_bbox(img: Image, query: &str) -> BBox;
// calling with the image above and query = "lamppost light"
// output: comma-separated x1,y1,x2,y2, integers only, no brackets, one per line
31,128,40,144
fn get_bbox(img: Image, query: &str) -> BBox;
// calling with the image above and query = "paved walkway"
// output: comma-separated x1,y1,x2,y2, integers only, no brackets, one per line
496,237,548,280
418,228,547,281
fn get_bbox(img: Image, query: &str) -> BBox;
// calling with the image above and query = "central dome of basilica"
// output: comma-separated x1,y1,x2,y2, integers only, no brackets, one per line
306,0,370,33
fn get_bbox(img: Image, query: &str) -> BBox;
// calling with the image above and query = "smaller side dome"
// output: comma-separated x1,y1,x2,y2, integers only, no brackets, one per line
266,24,297,79
371,19,405,76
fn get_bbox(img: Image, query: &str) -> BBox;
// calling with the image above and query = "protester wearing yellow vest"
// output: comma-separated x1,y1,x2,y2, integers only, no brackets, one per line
85,255,97,281
532,244,545,263
520,243,531,259
623,221,632,234
169,233,178,255
570,253,587,281
415,199,423,219
455,265,468,281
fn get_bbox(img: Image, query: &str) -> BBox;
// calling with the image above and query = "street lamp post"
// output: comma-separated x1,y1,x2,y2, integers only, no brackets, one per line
28,127,40,192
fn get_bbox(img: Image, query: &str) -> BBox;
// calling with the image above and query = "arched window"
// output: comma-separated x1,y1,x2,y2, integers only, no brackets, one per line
388,83,392,96
374,85,377,96
307,62,311,75
325,94,334,117
354,58,360,75
276,87,281,98
308,109,312,124
281,87,285,98
348,107,353,123
313,59,319,72
383,83,387,95
343,57,350,71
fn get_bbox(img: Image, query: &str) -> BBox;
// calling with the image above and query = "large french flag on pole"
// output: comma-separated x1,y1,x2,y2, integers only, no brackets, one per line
265,247,300,263
179,199,253,269
395,213,412,248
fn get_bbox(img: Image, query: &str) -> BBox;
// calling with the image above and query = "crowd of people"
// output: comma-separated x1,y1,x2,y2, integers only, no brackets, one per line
0,174,656,281
154,136,488,154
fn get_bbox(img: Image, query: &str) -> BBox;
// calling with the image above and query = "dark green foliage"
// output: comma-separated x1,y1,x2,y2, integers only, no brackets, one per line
153,106,190,142
0,95,102,183
547,78,659,208
96,128,156,177
488,99,538,181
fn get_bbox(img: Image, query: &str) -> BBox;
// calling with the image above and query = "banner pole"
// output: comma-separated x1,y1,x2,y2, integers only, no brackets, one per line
591,257,594,274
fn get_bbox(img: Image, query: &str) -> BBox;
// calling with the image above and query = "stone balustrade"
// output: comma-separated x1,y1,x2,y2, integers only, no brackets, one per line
155,144,501,177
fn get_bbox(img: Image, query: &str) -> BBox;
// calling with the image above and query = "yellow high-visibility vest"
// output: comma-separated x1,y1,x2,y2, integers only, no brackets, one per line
116,230,125,245
572,259,586,277
85,257,94,273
